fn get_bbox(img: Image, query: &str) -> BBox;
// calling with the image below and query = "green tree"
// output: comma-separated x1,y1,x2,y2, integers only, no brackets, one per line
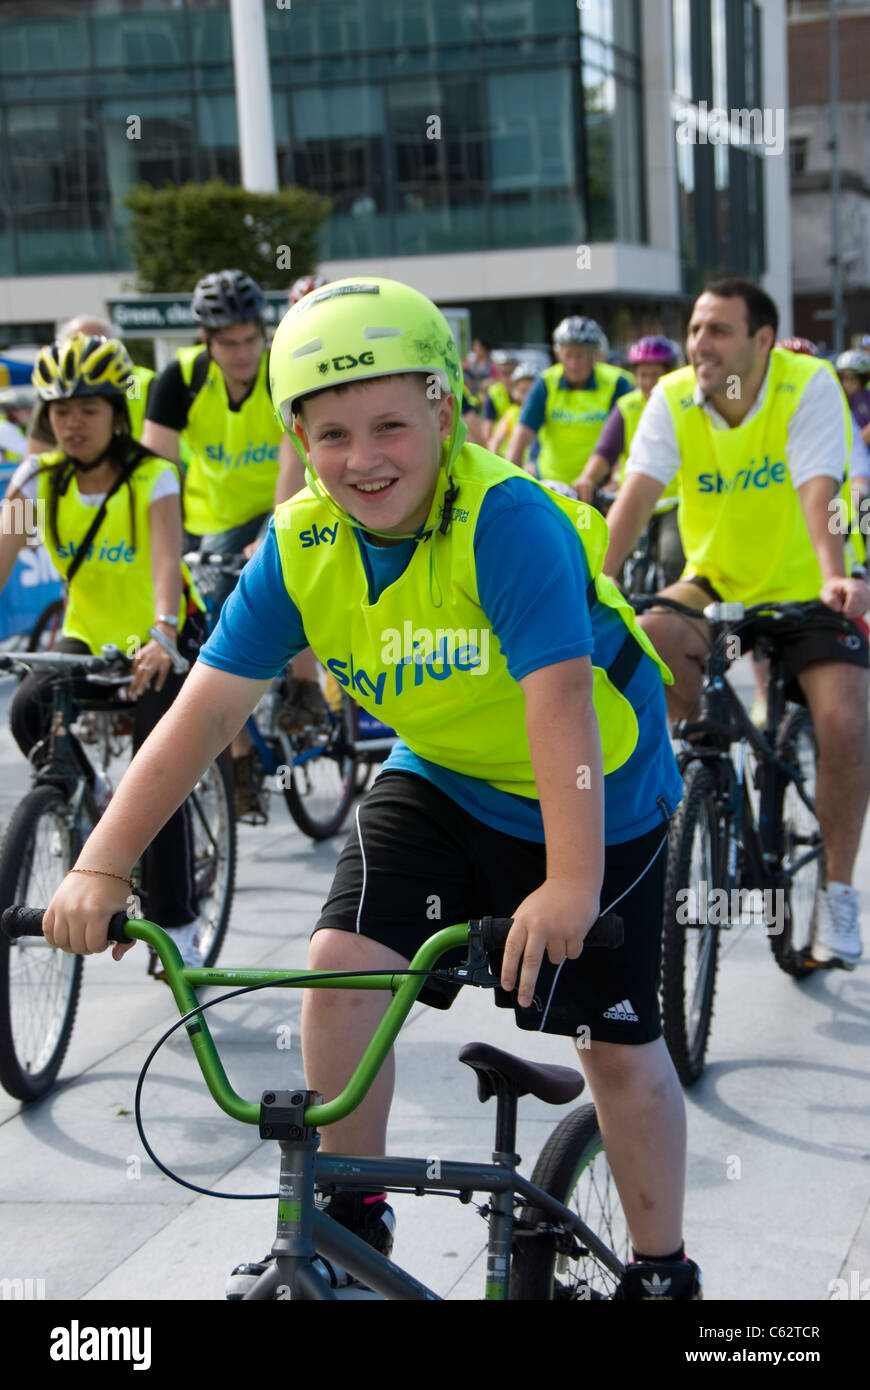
123,179,331,293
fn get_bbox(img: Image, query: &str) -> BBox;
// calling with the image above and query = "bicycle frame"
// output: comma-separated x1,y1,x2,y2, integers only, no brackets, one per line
125,917,624,1301
675,616,822,897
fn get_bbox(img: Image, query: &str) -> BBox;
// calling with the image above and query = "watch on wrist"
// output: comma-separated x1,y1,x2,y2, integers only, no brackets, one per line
155,613,179,629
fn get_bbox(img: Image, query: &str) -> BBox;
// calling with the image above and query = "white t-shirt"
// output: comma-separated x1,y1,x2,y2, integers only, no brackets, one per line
8,453,180,507
626,359,852,490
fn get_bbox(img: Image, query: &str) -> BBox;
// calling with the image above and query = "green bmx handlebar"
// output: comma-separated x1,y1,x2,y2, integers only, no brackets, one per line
1,907,622,1130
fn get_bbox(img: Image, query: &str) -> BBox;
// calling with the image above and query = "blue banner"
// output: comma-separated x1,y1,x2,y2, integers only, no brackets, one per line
0,461,64,641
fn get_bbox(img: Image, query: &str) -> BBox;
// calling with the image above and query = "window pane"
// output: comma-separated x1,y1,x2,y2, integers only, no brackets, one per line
289,85,387,258
388,77,487,253
672,0,693,101
488,68,583,248
7,102,110,273
102,96,196,265
0,16,89,74
92,12,189,68
381,0,480,46
196,93,240,182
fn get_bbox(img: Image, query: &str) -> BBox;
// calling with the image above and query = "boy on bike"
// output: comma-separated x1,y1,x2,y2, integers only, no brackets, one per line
44,279,699,1300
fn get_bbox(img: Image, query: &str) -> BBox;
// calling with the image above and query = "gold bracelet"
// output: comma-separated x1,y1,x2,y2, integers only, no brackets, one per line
69,868,135,892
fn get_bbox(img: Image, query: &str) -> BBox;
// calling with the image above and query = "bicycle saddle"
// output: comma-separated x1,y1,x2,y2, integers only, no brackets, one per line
458,1042,585,1105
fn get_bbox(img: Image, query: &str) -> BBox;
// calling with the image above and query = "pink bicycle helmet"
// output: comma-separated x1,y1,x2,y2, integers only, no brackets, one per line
777,337,819,357
289,274,330,305
628,336,679,368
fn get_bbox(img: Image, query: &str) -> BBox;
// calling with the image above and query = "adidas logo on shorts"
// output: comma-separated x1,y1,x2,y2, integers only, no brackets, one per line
603,998,639,1023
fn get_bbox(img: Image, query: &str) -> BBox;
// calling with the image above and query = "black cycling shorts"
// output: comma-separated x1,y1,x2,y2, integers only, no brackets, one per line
682,577,869,703
314,771,670,1043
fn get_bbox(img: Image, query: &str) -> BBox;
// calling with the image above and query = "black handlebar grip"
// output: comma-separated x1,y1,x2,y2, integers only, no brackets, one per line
480,913,624,953
1,906,132,943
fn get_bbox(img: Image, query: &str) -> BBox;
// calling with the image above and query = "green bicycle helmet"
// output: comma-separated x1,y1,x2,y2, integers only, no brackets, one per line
269,277,466,538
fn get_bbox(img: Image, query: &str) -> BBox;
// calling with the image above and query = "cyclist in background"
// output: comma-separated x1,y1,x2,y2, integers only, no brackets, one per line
481,349,519,444
576,337,684,588
604,278,870,972
26,315,155,450
505,317,633,483
142,270,286,597
836,348,870,446
0,386,33,462
488,361,538,462
0,333,206,967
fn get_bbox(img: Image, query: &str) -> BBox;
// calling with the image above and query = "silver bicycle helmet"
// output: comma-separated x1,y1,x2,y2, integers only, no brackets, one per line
836,349,870,375
552,316,604,348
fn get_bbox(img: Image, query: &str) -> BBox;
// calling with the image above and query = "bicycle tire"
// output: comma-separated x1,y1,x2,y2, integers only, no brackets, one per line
509,1103,629,1300
769,708,824,979
282,692,356,840
26,597,65,653
660,763,722,1086
0,785,83,1100
188,751,236,968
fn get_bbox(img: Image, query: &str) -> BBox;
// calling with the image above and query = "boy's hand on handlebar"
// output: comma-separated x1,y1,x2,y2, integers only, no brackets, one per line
501,880,601,1009
43,873,135,961
820,576,870,620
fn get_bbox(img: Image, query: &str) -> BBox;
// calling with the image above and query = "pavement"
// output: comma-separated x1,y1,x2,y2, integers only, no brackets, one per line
0,658,868,1303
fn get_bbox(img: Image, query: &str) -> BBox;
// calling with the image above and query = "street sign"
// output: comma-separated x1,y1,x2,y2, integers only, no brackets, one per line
106,293,291,336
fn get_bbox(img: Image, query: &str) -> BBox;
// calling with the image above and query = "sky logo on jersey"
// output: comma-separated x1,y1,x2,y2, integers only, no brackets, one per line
300,522,338,547
327,634,489,706
203,441,279,470
55,538,136,564
696,457,787,493
549,407,607,425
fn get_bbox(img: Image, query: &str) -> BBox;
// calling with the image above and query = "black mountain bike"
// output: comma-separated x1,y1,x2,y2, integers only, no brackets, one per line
632,596,826,1086
0,647,236,1101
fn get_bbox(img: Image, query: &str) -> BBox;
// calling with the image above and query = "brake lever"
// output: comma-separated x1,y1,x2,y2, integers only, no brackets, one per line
447,922,501,988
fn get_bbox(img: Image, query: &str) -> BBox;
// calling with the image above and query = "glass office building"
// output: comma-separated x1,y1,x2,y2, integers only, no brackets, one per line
0,0,786,346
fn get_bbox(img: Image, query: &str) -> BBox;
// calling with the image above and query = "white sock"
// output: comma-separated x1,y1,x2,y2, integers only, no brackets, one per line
825,881,857,901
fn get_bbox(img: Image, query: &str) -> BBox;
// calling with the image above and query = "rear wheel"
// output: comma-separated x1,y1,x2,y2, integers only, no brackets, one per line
282,687,356,840
0,786,82,1100
770,708,824,979
187,753,236,967
510,1104,629,1300
26,597,65,652
660,764,723,1086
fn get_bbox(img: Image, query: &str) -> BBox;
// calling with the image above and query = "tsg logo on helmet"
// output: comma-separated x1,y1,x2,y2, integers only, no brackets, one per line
316,352,376,375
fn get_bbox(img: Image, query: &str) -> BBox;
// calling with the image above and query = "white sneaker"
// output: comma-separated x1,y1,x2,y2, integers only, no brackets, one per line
167,921,203,969
812,884,863,970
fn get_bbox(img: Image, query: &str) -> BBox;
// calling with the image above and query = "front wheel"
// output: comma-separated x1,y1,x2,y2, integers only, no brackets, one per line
770,708,824,979
0,786,83,1100
510,1103,629,1300
660,763,723,1086
187,753,236,967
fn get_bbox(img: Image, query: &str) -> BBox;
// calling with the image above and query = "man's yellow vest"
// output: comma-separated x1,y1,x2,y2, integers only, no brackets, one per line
660,349,852,603
537,362,634,484
176,346,281,533
616,389,679,514
126,365,155,442
486,380,511,420
36,450,199,653
273,446,672,800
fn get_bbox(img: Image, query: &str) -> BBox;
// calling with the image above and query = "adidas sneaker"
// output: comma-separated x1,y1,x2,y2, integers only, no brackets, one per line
226,1191,395,1300
613,1255,702,1301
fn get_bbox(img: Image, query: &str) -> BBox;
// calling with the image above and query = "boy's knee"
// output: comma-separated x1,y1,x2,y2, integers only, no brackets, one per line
307,927,405,974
